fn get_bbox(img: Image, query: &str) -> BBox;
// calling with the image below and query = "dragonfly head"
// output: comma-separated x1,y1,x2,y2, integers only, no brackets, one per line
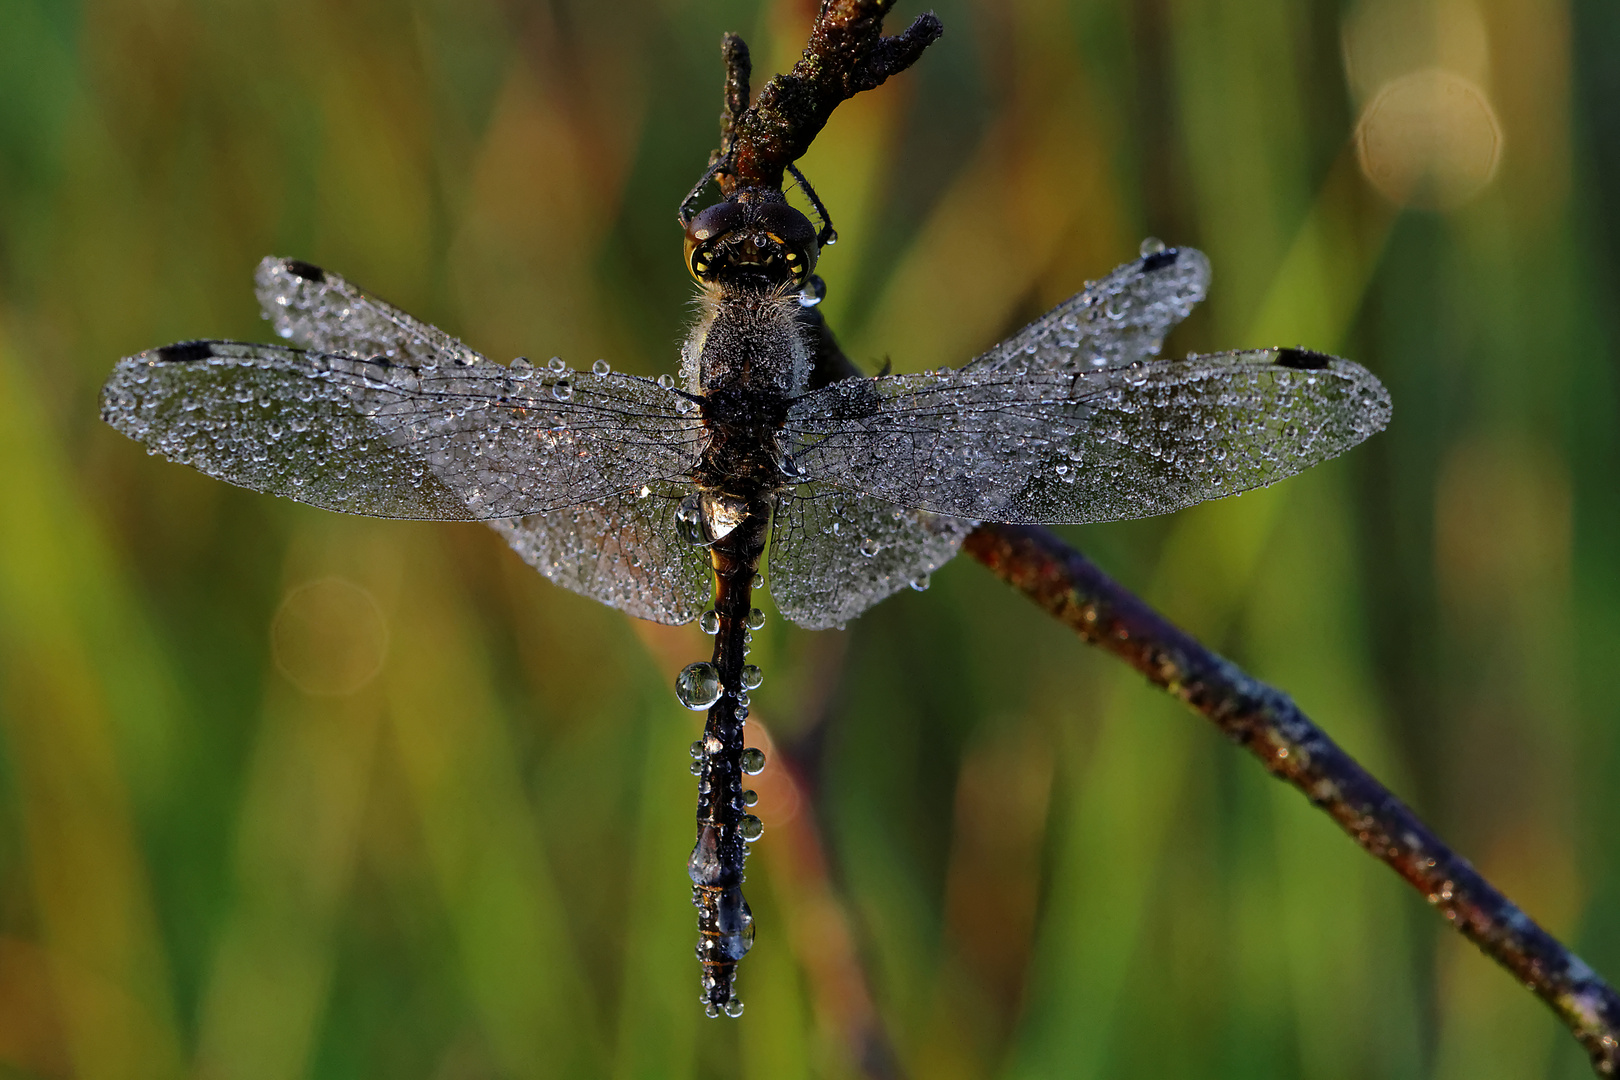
685,189,818,292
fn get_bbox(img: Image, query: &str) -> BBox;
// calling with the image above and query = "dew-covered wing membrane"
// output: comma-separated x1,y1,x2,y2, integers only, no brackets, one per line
102,258,712,618
246,257,713,621
491,482,713,625
765,245,1221,625
102,340,706,519
963,245,1211,375
254,255,484,367
785,348,1391,525
768,484,974,630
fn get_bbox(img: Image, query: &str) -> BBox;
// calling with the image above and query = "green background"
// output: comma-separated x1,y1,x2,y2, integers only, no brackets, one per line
1,0,1616,1076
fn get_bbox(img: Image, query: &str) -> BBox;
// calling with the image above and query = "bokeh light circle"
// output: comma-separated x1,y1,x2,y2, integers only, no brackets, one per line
1355,67,1502,210
271,577,389,696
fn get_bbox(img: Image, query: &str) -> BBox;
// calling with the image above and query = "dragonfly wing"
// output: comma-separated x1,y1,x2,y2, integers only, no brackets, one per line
102,341,707,520
965,246,1210,375
768,483,973,630
256,256,484,366
491,481,712,625
785,348,1391,525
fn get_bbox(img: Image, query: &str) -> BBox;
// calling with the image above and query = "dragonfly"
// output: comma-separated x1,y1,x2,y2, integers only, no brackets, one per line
101,177,1390,1019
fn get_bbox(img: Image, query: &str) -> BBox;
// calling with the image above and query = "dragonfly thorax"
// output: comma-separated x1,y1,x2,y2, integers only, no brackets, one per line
684,286,811,402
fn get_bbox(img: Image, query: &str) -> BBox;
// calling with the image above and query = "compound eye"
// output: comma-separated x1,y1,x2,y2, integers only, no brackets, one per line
688,243,714,280
782,247,806,284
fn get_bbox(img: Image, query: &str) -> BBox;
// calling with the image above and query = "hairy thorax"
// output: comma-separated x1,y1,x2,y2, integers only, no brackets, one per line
684,286,809,500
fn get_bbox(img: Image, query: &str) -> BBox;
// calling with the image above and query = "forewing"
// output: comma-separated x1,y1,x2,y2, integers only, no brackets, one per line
785,349,1390,524
768,483,973,630
256,256,484,365
102,341,707,519
490,482,712,625
965,247,1210,375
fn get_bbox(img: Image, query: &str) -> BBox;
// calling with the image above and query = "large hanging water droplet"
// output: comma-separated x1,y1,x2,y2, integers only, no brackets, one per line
741,789,758,807
751,572,764,589
699,610,720,634
740,665,763,690
724,999,745,1018
740,747,766,775
675,662,722,710
716,886,754,958
675,493,711,547
738,815,764,841
746,608,765,630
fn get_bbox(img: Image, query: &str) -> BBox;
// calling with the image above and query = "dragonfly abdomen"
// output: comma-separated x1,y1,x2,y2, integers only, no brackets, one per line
686,494,771,1017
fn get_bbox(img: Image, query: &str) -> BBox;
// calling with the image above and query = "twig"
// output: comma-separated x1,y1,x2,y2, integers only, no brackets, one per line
709,3,1620,1075
963,525,1620,1074
719,1,943,193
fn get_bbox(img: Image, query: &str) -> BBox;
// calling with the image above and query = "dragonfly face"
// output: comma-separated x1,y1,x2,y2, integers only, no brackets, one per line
685,187,820,292
100,175,1391,1018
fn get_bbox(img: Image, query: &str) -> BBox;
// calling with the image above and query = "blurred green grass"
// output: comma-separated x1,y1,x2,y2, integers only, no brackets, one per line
1,0,1616,1077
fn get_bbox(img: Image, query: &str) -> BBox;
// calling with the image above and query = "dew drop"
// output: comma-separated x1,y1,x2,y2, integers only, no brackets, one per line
740,747,766,775
751,572,764,590
741,789,758,807
1139,236,1167,257
699,610,720,635
909,574,931,591
511,356,532,371
746,608,765,630
740,665,763,690
689,760,703,775
552,380,573,401
724,1000,745,1018
689,741,704,759
859,537,881,557
675,661,722,710
739,815,764,841
675,494,711,546
547,356,566,373
657,373,676,390
592,358,611,375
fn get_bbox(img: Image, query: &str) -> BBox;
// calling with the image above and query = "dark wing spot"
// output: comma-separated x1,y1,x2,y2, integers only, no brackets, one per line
1275,347,1331,370
1140,249,1179,273
155,340,219,363
284,259,326,282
